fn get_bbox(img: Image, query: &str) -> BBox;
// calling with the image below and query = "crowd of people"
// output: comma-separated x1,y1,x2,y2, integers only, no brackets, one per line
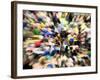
23,10,91,69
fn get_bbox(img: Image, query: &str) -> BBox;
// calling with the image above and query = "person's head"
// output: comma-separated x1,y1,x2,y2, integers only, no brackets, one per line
26,49,33,56
70,47,73,51
39,56,48,65
82,56,91,66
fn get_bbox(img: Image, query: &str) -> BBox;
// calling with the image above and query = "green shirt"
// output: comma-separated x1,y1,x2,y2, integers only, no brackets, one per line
32,28,40,35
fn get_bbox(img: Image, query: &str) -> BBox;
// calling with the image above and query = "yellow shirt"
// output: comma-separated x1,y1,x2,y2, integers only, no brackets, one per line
73,27,79,34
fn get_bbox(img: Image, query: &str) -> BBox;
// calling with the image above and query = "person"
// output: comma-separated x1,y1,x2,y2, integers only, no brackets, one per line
66,57,74,67
50,53,60,68
32,56,48,69
82,56,91,66
23,58,32,69
58,54,68,67
23,49,33,69
32,27,40,35
34,40,42,47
